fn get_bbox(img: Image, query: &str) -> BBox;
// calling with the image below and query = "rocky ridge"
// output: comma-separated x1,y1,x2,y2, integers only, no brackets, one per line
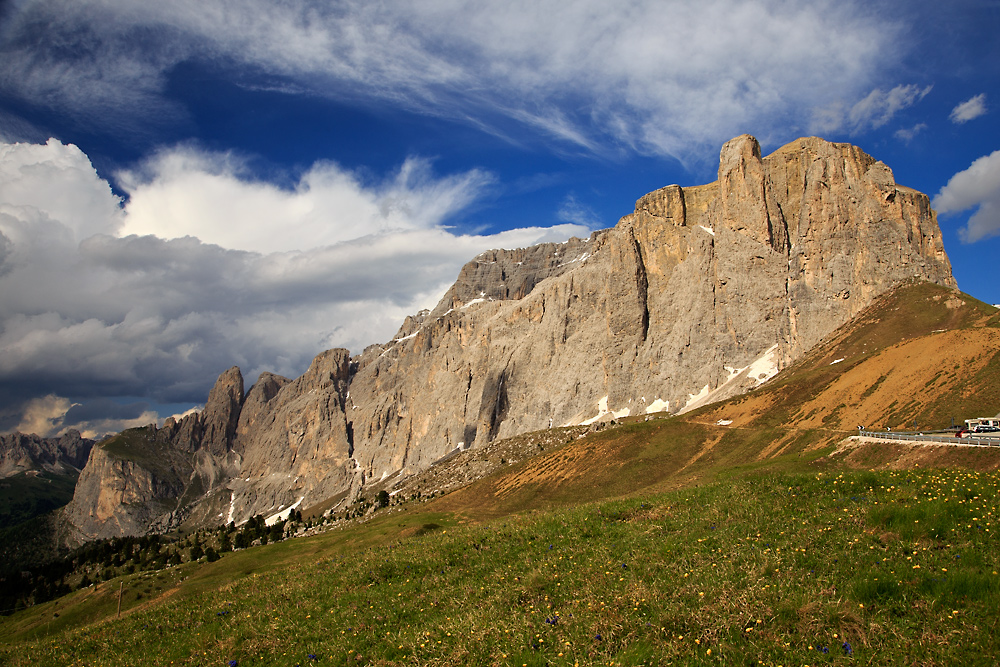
62,135,955,542
0,430,93,478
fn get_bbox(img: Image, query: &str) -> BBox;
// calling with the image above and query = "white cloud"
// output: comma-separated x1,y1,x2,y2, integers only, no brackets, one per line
0,138,589,433
0,1,903,158
950,94,987,124
933,149,1000,243
15,395,74,438
818,84,933,134
894,123,927,143
117,147,495,253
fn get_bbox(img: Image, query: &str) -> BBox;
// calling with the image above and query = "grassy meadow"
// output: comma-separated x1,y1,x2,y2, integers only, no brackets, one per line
2,464,998,666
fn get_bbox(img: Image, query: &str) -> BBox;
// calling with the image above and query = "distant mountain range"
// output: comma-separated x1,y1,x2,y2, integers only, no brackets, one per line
58,134,957,544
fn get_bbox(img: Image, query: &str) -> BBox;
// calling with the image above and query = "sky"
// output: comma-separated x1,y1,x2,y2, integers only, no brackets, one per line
1,0,999,439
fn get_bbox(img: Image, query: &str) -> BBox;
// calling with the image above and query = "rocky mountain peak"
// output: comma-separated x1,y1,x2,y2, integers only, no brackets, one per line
200,366,245,457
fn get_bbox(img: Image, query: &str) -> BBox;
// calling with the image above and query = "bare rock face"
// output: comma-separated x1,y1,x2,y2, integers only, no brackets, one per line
200,366,244,457
227,349,353,522
62,135,955,539
62,427,195,542
345,135,954,480
0,430,94,478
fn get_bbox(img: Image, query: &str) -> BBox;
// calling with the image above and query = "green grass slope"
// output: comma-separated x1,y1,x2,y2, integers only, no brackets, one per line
2,468,998,665
0,471,78,531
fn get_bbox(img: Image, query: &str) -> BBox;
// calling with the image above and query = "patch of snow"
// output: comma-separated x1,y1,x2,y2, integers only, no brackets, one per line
829,358,845,365
680,344,783,415
684,385,712,409
265,496,304,526
556,252,591,268
746,344,781,386
716,419,733,426
393,331,418,342
724,365,745,382
580,395,630,425
461,297,487,309
699,225,715,236
645,398,670,414
380,470,391,482
226,493,237,525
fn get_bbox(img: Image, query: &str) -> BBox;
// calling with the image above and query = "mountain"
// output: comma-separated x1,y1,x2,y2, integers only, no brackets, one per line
0,431,93,530
61,134,955,542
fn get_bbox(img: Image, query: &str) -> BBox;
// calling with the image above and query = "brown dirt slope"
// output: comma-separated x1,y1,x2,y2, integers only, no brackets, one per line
433,280,1000,520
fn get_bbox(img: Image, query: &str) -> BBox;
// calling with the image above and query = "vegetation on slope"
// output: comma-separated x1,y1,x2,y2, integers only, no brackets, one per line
2,467,998,665
0,471,78,530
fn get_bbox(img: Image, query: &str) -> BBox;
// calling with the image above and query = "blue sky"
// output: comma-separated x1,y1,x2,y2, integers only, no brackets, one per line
1,0,998,437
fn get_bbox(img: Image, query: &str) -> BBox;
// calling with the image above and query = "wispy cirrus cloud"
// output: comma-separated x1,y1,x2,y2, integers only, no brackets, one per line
0,0,907,158
813,84,933,135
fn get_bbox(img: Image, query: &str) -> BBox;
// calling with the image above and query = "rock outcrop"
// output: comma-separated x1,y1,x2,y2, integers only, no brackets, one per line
62,135,955,540
0,430,93,478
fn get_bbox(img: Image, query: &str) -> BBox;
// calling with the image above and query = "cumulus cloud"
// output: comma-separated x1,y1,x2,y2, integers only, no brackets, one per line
0,0,903,158
933,149,1000,243
15,395,73,438
117,148,495,253
0,138,589,435
950,94,987,124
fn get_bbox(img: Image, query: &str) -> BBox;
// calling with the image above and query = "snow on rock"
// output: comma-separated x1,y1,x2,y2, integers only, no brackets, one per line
746,344,781,386
460,297,487,309
679,344,784,415
829,358,845,365
225,492,236,525
683,385,712,411
579,395,631,425
644,398,670,414
265,496,304,526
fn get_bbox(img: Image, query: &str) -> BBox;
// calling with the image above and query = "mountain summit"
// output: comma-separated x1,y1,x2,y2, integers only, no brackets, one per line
64,135,955,541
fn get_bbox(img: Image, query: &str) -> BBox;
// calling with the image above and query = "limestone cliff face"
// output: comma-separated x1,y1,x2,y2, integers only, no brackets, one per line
63,441,191,542
226,349,354,523
62,368,248,541
345,135,954,481
63,135,955,539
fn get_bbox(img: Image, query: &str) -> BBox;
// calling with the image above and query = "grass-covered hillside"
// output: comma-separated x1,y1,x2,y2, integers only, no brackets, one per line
2,465,998,665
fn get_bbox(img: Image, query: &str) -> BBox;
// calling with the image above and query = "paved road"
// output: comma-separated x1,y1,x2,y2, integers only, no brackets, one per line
858,430,1000,447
